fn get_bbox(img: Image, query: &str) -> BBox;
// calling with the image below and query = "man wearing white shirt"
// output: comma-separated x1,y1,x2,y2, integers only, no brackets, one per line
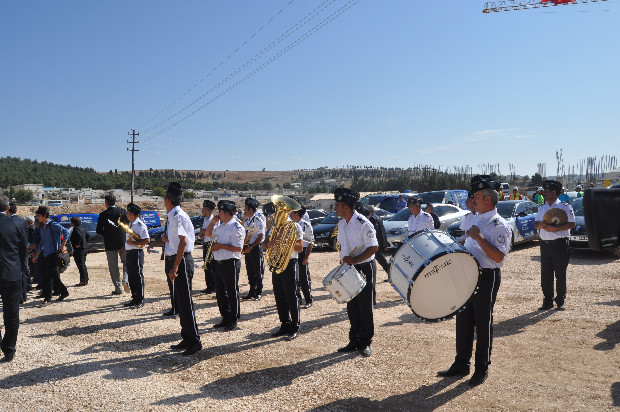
438,176,511,387
199,200,216,294
290,207,314,309
242,198,265,301
407,198,434,236
534,180,576,311
122,203,150,309
334,188,378,357
206,200,245,331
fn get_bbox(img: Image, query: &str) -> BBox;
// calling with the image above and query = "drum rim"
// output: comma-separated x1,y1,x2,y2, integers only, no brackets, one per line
406,249,482,323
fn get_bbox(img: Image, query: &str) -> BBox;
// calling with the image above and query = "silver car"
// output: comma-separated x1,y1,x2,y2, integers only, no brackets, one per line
384,203,470,249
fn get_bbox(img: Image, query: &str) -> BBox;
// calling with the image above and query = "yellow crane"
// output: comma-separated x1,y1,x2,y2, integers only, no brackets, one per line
483,0,608,13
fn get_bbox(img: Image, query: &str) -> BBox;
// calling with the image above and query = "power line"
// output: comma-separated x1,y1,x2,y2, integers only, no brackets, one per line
142,0,361,143
141,0,338,137
136,0,297,130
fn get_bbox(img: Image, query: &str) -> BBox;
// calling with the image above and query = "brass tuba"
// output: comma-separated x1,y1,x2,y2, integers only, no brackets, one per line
116,217,145,247
265,195,301,274
202,235,218,269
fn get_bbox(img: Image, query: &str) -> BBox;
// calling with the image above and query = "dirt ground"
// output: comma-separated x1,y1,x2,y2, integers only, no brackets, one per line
0,242,618,411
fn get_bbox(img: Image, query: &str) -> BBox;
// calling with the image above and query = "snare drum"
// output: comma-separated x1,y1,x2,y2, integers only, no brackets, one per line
323,264,367,304
389,229,481,322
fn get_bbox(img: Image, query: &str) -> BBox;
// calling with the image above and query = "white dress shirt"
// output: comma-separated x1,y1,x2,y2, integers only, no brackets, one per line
201,215,214,242
337,211,378,264
464,209,511,269
244,214,265,245
164,206,195,256
212,219,245,261
535,199,575,240
407,211,434,236
299,219,314,248
125,218,149,250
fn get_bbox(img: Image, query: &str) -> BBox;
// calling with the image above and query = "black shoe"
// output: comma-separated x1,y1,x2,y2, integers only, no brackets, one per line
271,327,288,337
337,342,359,353
124,300,137,307
1,353,14,363
182,342,202,356
253,294,262,301
223,322,237,331
538,302,554,311
38,300,51,308
213,320,227,328
286,331,298,341
437,363,471,377
241,294,255,300
556,303,566,311
468,370,488,387
56,293,69,301
134,301,144,309
170,341,188,350
163,309,176,316
111,290,123,296
52,291,60,296
35,294,44,299
301,301,313,309
360,345,372,357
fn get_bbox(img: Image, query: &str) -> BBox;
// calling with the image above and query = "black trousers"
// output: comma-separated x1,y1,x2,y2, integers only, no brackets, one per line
272,258,300,332
455,268,501,372
296,248,312,304
540,238,569,306
0,280,21,358
214,258,241,324
202,242,215,290
165,254,200,345
375,250,391,275
40,253,68,301
73,249,89,283
346,261,375,347
244,246,264,295
126,249,144,303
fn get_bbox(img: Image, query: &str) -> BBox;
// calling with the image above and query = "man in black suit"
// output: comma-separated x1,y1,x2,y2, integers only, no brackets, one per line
7,202,30,303
96,194,128,295
0,195,27,362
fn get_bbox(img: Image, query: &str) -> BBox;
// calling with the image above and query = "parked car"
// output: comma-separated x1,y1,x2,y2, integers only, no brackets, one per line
359,193,392,207
376,193,418,213
148,215,204,245
384,203,469,249
417,190,469,210
58,221,105,252
448,200,538,248
312,212,340,249
372,207,394,221
306,209,329,226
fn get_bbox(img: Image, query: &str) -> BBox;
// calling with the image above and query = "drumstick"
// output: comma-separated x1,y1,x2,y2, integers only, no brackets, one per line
337,246,359,272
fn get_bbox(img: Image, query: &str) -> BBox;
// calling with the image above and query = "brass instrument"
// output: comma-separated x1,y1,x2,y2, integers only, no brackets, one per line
202,235,218,269
265,195,301,274
331,225,341,252
113,217,145,248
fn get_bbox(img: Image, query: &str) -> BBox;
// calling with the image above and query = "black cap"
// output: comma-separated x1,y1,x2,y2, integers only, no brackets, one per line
542,180,562,192
166,182,183,197
263,202,276,216
334,188,359,207
406,197,422,205
244,197,259,209
127,202,141,214
471,175,500,192
202,200,216,210
217,200,236,213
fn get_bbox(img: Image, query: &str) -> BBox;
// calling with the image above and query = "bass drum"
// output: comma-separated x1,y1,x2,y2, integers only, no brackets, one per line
389,229,481,322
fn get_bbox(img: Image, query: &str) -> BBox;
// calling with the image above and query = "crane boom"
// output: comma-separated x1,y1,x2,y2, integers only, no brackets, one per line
483,0,608,13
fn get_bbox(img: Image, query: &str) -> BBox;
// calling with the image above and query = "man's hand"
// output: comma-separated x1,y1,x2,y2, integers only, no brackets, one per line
342,255,356,265
161,235,169,243
466,225,481,241
60,245,67,255
242,246,251,255
168,267,178,281
302,257,309,265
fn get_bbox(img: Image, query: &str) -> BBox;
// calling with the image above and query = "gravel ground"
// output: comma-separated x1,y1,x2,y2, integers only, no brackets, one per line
1,242,618,411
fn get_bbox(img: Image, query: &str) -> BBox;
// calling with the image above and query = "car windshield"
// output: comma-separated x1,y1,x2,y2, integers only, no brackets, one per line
418,191,445,204
571,198,584,216
307,210,324,219
360,195,387,206
496,202,515,219
389,208,412,221
320,212,339,224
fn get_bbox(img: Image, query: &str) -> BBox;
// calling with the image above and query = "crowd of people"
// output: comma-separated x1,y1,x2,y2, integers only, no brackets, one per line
0,176,577,389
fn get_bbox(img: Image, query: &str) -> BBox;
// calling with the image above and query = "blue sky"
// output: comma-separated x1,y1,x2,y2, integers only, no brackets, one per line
1,0,618,177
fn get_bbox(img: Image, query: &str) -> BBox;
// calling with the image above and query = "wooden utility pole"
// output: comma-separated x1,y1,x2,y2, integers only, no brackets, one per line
127,130,139,203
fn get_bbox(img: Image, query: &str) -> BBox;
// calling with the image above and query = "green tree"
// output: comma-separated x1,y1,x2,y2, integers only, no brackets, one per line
14,189,33,203
184,191,196,199
153,187,166,197
531,173,543,186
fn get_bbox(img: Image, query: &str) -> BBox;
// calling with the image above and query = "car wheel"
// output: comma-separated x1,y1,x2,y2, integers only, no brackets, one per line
331,237,339,252
510,232,515,250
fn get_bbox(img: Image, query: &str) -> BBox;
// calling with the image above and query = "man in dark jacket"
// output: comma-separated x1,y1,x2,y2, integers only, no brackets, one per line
96,194,128,295
425,204,441,230
0,195,27,362
7,203,30,303
70,217,89,286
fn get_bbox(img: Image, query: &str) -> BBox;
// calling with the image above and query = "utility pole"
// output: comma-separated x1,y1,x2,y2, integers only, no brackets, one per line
127,129,139,203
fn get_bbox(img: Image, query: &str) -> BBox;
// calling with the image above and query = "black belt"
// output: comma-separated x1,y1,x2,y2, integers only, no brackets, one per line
541,238,568,244
165,252,192,260
481,268,500,275
215,258,239,264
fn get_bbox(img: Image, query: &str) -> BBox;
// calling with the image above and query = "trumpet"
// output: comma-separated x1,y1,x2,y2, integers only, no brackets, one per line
202,235,218,270
110,217,145,248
